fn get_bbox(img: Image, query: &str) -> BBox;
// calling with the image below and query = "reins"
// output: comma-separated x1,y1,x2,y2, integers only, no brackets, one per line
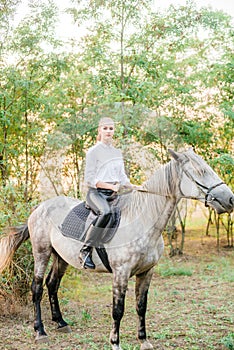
118,161,225,207
117,187,175,198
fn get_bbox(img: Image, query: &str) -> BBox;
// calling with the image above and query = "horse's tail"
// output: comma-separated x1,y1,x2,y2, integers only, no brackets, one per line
0,224,29,273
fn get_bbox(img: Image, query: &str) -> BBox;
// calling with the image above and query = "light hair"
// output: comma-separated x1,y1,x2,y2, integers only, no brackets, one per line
97,117,115,141
98,117,115,127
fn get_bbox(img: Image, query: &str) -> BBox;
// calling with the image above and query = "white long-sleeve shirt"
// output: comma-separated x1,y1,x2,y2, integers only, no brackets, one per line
84,142,129,188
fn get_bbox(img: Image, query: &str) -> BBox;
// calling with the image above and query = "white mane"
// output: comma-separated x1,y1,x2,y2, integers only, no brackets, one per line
118,160,180,229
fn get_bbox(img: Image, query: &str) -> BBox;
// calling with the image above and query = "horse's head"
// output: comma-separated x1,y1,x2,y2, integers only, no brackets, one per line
169,148,234,214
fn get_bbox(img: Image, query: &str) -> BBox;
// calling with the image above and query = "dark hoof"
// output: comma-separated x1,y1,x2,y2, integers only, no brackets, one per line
35,333,49,344
57,325,72,333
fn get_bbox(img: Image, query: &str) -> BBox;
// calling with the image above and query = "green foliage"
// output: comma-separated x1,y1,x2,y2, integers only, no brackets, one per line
177,119,213,151
0,183,36,301
0,182,38,229
0,240,34,301
221,333,234,350
209,153,234,187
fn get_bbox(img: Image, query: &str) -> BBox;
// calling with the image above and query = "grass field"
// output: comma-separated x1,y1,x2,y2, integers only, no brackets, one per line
0,228,233,350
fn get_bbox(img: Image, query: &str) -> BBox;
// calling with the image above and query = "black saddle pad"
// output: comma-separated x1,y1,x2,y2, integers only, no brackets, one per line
60,201,121,245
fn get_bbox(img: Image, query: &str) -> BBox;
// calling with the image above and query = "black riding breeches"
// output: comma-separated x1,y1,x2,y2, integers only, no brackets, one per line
86,188,114,229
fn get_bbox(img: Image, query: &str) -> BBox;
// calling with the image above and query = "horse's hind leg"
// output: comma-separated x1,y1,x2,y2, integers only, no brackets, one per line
135,268,154,350
31,249,52,343
46,251,71,333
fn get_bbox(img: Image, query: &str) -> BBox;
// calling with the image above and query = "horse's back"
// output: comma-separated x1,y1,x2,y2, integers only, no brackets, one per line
29,196,82,230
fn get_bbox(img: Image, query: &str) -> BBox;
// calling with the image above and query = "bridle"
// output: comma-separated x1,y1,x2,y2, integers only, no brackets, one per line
117,159,225,209
191,180,224,207
178,159,225,208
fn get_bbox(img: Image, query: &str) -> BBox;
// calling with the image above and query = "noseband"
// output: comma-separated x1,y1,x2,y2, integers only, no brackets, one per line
193,180,225,207
179,159,225,208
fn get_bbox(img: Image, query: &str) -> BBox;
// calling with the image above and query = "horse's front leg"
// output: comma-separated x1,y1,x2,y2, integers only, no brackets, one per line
135,268,154,350
110,269,129,350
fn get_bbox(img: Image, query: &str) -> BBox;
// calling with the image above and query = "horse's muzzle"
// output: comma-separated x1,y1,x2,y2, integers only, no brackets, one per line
214,194,234,214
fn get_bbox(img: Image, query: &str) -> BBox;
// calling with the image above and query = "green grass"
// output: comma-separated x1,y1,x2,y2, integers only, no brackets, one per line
158,265,193,277
199,256,234,283
221,333,234,350
0,235,233,350
156,257,194,277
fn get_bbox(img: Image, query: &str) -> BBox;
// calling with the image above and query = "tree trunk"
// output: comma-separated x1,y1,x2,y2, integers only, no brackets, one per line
166,201,187,256
214,212,220,252
220,213,233,248
205,208,213,236
0,96,9,187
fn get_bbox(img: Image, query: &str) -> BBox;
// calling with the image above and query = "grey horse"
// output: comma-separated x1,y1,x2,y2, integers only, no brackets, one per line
0,149,233,350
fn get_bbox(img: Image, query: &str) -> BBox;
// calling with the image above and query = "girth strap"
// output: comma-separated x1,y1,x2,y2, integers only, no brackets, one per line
95,247,112,273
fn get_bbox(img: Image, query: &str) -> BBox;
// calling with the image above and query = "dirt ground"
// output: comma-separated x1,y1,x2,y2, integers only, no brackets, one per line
0,234,233,350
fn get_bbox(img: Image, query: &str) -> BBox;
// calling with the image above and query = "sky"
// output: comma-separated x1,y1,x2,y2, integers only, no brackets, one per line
15,0,234,42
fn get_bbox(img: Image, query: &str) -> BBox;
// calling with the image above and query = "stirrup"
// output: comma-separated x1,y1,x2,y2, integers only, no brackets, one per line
79,251,95,270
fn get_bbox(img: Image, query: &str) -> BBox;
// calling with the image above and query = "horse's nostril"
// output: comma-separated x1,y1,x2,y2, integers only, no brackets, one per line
230,196,234,207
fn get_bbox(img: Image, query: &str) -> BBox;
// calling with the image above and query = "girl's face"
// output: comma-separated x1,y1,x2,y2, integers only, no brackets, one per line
99,123,115,144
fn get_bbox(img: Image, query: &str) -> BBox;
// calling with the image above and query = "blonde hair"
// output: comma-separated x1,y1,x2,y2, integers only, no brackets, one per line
98,117,115,127
97,117,115,141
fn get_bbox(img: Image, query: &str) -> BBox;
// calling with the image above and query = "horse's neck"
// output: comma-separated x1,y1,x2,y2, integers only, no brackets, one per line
144,162,178,231
121,161,179,238
144,160,178,197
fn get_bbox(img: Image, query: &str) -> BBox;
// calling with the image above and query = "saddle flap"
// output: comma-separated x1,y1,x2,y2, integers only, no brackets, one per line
60,201,121,246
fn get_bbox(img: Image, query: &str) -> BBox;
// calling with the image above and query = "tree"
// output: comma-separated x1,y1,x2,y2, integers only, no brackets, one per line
0,0,63,208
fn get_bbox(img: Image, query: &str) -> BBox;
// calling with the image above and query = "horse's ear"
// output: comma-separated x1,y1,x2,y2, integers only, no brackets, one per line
188,146,196,153
168,149,180,160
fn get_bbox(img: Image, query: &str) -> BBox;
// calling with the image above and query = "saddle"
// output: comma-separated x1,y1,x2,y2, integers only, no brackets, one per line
60,197,121,247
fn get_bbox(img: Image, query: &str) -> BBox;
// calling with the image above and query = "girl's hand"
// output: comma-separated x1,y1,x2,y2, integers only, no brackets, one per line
112,183,120,192
122,183,145,191
131,184,144,191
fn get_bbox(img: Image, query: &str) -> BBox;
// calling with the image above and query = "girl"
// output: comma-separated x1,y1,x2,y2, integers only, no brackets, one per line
80,117,137,269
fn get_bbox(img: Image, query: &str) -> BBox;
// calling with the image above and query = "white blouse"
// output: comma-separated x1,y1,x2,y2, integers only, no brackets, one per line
84,142,129,188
